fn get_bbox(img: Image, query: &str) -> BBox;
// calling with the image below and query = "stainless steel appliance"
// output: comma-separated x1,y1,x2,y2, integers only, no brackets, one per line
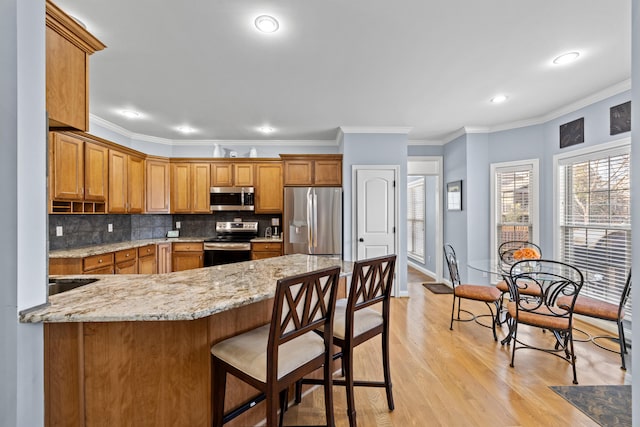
209,187,254,211
204,221,258,266
283,187,342,256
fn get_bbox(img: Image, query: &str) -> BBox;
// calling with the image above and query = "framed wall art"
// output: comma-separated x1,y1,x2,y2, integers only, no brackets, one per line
447,180,462,211
559,117,584,149
610,101,631,135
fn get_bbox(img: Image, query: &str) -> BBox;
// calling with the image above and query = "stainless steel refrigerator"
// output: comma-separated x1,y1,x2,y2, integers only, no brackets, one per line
283,187,342,256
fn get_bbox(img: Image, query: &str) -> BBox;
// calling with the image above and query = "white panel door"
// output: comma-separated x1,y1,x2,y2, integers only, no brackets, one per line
356,168,396,260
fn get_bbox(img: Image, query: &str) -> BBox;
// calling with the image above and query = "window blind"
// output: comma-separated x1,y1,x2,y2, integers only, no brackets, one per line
495,165,533,251
558,148,631,320
408,177,425,262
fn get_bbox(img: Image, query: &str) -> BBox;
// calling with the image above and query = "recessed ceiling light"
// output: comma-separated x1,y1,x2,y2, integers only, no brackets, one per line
176,126,197,134
255,15,279,33
258,126,274,134
490,95,508,104
553,52,580,65
119,109,141,119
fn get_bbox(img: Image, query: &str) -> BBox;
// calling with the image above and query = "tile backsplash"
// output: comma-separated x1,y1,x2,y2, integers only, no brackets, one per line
49,213,282,250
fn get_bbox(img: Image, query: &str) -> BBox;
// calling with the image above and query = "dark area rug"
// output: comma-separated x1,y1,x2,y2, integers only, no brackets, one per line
422,283,453,294
550,385,631,427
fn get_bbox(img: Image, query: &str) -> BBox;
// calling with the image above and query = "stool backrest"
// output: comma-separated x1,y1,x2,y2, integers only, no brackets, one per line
347,255,396,311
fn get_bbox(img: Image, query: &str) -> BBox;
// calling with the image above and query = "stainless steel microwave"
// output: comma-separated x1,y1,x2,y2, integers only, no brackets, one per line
209,187,254,211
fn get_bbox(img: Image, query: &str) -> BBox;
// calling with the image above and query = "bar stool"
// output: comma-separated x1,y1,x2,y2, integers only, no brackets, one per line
211,266,341,427
296,254,396,427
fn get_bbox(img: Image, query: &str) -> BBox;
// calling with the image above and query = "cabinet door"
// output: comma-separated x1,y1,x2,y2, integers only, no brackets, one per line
138,255,157,274
192,163,211,213
314,160,342,186
84,265,114,275
115,259,137,274
108,150,128,213
127,155,145,213
145,159,170,213
234,164,254,186
172,252,203,272
171,163,191,213
51,132,84,200
46,26,88,131
84,142,108,202
283,160,313,186
157,243,172,273
255,163,283,213
211,163,233,187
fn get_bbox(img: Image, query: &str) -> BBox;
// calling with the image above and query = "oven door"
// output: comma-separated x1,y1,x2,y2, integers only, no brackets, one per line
204,242,252,266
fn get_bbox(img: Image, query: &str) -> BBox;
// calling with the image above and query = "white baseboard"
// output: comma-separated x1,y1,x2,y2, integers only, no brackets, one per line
407,261,438,280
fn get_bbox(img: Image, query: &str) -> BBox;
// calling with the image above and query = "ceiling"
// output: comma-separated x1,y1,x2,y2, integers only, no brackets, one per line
54,0,631,143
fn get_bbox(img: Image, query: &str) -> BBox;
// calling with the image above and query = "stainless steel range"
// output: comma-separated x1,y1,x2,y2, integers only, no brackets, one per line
203,221,258,266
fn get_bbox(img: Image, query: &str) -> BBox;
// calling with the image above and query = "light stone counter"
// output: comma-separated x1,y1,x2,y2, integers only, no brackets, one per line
49,237,208,259
21,254,353,323
250,237,283,243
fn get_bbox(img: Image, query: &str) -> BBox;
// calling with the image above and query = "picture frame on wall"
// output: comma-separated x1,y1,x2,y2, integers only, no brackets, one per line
610,101,631,135
559,117,584,149
447,180,462,211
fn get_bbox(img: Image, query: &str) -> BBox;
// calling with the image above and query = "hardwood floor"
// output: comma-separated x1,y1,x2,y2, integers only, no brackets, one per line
281,268,631,426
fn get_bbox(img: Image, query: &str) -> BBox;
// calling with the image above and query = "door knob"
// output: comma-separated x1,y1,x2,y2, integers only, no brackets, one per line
359,238,364,242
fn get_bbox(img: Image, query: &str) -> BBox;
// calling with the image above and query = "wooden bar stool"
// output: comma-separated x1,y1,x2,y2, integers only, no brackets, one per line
211,266,341,427
296,254,396,427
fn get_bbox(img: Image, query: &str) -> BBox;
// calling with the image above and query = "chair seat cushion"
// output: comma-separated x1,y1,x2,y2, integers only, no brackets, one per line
211,324,325,383
557,295,621,321
332,298,383,340
455,284,501,302
496,279,543,296
507,301,570,330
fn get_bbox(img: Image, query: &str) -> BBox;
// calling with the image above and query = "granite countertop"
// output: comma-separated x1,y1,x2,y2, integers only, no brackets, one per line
49,237,209,258
250,237,283,243
21,254,353,324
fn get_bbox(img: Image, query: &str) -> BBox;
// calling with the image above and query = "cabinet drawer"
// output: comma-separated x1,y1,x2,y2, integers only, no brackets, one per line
173,242,204,252
252,242,282,252
83,253,114,271
138,244,156,258
115,258,137,274
115,248,137,263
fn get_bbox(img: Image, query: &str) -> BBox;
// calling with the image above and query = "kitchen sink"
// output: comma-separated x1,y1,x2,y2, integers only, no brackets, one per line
48,278,98,296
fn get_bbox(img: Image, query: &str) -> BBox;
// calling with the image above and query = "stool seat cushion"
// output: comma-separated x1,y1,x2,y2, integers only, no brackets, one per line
557,295,622,321
507,301,570,330
455,284,501,302
211,324,325,383
332,298,383,340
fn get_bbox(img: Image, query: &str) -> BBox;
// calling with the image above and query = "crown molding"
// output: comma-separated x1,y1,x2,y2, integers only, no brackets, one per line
408,139,443,146
339,126,413,135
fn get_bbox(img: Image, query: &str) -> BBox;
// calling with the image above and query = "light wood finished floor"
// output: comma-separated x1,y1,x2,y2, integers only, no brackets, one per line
281,268,631,426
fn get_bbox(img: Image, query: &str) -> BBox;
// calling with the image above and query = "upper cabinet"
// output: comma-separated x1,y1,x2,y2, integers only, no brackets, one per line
46,0,105,131
255,162,283,213
146,157,170,213
211,161,254,187
281,154,342,186
49,131,109,213
170,162,211,213
108,149,145,214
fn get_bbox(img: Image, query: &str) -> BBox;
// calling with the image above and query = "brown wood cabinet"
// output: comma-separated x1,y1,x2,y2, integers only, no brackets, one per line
281,154,342,186
137,244,157,274
157,242,172,273
251,241,283,260
49,132,109,214
45,0,105,131
171,242,204,272
83,253,114,275
255,163,283,213
109,150,145,214
211,162,254,187
171,162,210,213
145,158,170,213
114,248,137,274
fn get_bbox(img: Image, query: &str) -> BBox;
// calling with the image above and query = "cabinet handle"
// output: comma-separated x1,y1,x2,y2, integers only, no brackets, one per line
98,259,103,263
126,253,130,257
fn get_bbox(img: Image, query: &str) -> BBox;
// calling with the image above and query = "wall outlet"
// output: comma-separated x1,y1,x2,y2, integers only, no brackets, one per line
176,221,181,229
108,224,113,232
56,226,63,237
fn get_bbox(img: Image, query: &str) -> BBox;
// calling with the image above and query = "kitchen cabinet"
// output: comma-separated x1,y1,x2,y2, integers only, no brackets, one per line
281,154,342,186
211,162,254,187
145,157,171,213
157,242,172,273
255,163,283,213
115,248,138,274
170,162,210,213
171,242,203,272
46,0,105,131
83,253,114,275
137,244,157,274
251,241,283,260
49,131,108,214
109,150,145,214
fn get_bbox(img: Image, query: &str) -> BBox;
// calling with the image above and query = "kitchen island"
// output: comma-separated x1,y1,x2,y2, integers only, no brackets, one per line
22,254,353,427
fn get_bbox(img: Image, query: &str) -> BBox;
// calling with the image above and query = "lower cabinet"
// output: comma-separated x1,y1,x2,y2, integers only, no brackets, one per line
115,248,137,274
83,253,114,275
251,241,282,260
157,242,172,273
172,242,204,272
137,244,157,274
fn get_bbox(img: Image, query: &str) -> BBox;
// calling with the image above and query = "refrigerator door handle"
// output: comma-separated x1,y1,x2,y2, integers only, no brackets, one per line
307,189,314,253
313,191,318,248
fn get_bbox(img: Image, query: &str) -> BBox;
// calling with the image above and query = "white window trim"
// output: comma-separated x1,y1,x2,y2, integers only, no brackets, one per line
490,158,540,261
552,137,631,259
407,177,426,263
